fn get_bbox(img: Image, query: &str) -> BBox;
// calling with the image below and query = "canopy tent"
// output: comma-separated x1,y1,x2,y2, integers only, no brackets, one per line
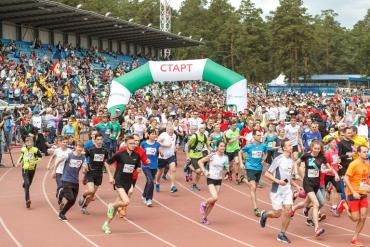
107,59,247,114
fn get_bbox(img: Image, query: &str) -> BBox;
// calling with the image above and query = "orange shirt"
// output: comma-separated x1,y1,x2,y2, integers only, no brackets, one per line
345,158,370,195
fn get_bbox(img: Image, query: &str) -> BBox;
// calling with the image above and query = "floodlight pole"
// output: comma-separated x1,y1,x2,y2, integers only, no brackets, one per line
160,0,171,58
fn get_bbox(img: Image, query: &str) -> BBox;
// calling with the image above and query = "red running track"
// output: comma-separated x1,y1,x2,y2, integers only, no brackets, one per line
0,148,369,247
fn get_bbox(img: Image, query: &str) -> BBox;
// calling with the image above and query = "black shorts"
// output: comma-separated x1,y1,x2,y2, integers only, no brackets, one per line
266,150,274,165
114,183,131,194
86,171,103,186
246,169,262,183
158,156,176,169
190,158,201,170
226,150,239,162
207,178,222,186
292,145,299,153
324,175,341,193
303,179,320,194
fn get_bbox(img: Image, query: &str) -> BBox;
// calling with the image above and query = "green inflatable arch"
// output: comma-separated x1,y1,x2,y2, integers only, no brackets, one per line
107,59,247,114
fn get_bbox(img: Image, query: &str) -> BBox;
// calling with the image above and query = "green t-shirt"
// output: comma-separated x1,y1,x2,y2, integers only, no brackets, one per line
111,121,121,140
188,133,207,159
225,128,240,153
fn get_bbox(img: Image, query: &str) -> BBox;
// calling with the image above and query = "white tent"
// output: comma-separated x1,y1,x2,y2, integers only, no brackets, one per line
268,73,287,86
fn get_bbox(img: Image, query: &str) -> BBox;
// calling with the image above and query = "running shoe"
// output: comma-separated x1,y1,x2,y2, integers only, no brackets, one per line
351,239,364,247
81,207,89,215
107,204,115,220
303,207,310,217
102,222,111,234
199,202,206,217
141,195,147,204
58,213,68,222
170,186,178,193
192,184,201,191
26,200,31,209
337,200,346,214
185,174,189,182
318,213,326,222
78,195,86,207
146,199,153,207
277,232,291,244
155,184,160,192
259,210,267,228
306,219,314,227
330,206,339,217
236,175,245,185
189,173,193,181
201,217,209,225
315,228,325,237
254,208,261,217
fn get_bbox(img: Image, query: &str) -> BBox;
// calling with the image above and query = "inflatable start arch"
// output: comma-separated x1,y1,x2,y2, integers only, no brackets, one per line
107,59,247,114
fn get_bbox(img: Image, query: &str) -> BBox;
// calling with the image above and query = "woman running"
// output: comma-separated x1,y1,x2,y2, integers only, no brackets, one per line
209,124,223,152
264,123,278,166
198,141,229,224
140,129,160,206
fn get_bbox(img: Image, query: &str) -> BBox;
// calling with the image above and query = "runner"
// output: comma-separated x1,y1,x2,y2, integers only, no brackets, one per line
341,145,369,247
47,137,72,204
57,141,87,221
78,133,112,214
187,124,209,191
102,135,140,234
260,139,302,244
198,141,229,224
156,125,178,193
16,137,43,208
238,129,267,217
224,120,240,181
141,129,160,206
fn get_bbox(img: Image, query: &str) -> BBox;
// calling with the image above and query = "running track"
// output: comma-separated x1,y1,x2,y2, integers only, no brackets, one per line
1,148,369,247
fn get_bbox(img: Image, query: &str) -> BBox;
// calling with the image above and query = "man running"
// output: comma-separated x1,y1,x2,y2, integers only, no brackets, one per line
260,139,302,243
238,130,267,217
16,137,43,208
102,135,140,234
156,125,178,193
79,133,112,214
224,120,240,180
341,145,369,247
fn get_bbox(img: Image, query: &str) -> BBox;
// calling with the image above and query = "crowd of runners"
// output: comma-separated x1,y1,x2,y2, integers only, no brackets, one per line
1,42,369,246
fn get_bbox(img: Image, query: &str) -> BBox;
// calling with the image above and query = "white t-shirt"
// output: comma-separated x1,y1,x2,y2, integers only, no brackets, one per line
158,132,177,159
54,148,73,174
268,154,294,193
284,124,300,146
268,107,279,120
208,153,229,180
278,106,288,121
188,117,203,128
131,123,146,139
358,124,368,140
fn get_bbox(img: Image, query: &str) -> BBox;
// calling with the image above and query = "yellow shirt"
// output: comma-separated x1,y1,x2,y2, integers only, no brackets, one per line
72,121,81,141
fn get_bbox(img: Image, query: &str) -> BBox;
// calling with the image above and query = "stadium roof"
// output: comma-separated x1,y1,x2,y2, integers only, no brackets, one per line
298,74,368,81
0,0,203,49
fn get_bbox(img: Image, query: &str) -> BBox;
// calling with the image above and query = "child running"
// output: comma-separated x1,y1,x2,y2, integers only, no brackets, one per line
198,141,229,224
17,137,43,208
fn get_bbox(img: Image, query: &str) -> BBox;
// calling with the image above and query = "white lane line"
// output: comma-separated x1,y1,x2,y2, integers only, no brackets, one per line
223,183,370,238
96,194,177,247
0,217,23,247
42,171,100,247
85,231,146,237
176,182,330,247
134,186,255,247
0,168,13,183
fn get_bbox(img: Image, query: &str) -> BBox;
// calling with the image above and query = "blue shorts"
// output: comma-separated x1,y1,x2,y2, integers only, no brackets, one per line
158,156,176,169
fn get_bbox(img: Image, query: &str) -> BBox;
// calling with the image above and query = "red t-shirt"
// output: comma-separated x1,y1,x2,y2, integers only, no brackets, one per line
92,117,102,126
366,110,370,128
220,123,229,132
114,146,149,181
240,127,253,147
324,149,339,177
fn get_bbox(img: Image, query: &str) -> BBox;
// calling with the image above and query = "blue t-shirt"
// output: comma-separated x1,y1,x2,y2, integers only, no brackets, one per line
242,142,267,171
63,125,75,136
141,141,160,169
265,134,277,151
61,153,85,184
302,132,322,151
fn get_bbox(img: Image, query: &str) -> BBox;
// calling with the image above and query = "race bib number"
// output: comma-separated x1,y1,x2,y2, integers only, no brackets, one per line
24,153,33,160
146,147,157,156
93,154,105,162
251,151,263,159
268,142,273,148
360,181,369,190
105,129,111,135
332,154,340,164
307,169,319,178
123,164,135,173
69,159,83,168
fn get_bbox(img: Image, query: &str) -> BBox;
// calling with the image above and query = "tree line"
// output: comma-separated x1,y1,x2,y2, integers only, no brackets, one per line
55,0,370,83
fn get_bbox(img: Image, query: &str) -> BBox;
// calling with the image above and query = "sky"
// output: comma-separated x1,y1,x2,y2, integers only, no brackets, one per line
169,0,369,29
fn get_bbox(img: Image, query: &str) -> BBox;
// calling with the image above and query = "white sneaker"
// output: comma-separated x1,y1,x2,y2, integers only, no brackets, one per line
141,196,147,204
146,199,153,207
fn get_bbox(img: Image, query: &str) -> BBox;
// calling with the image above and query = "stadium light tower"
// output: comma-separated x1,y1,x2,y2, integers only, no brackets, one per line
160,0,171,58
